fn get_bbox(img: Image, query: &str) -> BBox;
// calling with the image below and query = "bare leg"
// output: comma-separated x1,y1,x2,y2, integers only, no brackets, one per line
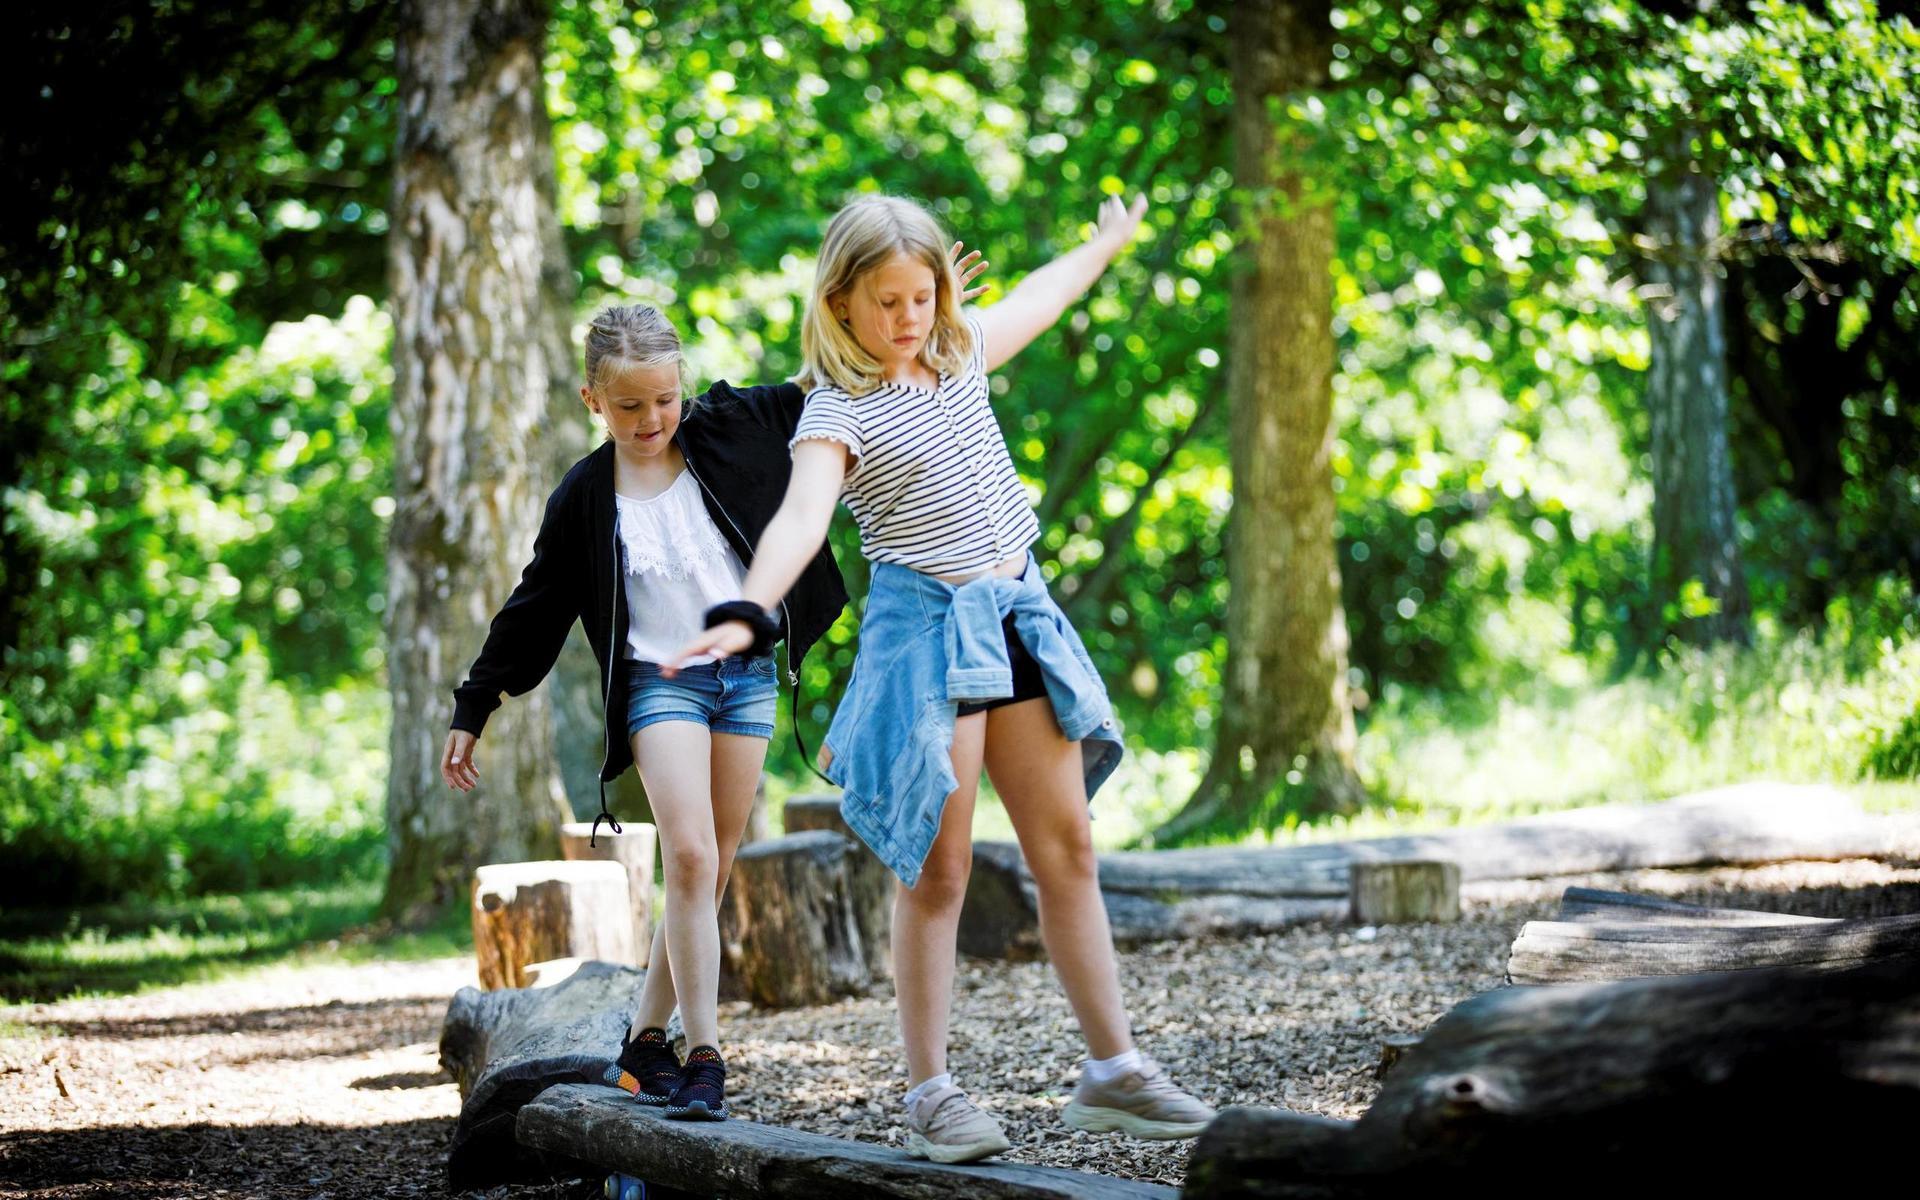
629,728,768,1041
984,698,1133,1059
892,711,986,1087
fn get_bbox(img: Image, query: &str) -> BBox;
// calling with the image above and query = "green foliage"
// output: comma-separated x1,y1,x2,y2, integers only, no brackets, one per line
5,0,1918,897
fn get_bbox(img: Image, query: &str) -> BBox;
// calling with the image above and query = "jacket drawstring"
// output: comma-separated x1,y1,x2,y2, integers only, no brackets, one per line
591,780,623,847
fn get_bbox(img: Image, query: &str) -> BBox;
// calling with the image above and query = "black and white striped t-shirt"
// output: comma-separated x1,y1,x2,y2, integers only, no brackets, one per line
790,315,1041,576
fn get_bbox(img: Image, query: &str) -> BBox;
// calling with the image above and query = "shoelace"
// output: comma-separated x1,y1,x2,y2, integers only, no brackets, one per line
678,1049,725,1103
1128,1058,1187,1100
923,1089,983,1134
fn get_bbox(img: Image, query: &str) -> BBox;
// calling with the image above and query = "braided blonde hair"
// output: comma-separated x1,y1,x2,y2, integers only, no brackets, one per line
583,304,695,412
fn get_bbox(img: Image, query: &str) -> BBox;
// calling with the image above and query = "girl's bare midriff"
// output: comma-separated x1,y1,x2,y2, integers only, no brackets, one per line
929,551,1025,587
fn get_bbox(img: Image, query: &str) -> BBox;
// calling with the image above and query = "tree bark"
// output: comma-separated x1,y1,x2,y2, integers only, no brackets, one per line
1639,124,1751,646
1161,0,1363,843
1506,887,1919,985
383,0,575,922
439,959,641,1187
471,860,636,990
1185,957,1920,1196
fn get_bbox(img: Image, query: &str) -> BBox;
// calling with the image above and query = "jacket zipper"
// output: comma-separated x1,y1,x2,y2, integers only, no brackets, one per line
598,500,619,780
682,452,798,687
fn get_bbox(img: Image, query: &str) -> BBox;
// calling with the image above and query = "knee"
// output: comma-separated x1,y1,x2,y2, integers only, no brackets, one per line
902,849,972,914
662,839,719,892
1029,823,1098,889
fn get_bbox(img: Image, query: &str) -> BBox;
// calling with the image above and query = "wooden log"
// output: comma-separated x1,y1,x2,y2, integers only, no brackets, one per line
718,831,886,1007
1349,861,1460,924
1184,956,1920,1197
955,784,1917,959
472,860,635,991
439,959,642,1188
519,1082,1178,1199
1555,885,1835,925
1373,1034,1421,1081
559,820,658,967
1507,910,1920,984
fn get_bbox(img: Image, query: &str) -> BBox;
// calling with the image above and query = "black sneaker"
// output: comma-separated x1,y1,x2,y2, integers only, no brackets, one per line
603,1026,681,1107
665,1044,728,1121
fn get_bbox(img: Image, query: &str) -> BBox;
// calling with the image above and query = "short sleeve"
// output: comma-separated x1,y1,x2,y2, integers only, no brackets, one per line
789,387,863,462
964,314,987,377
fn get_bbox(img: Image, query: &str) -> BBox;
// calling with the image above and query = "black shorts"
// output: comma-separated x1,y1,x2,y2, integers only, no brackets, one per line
955,614,1049,717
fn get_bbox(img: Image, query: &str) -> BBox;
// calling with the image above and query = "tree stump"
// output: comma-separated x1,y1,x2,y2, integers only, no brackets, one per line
718,830,886,1007
1349,860,1460,924
559,820,657,967
472,860,635,991
783,794,892,979
783,793,853,836
1185,956,1920,1196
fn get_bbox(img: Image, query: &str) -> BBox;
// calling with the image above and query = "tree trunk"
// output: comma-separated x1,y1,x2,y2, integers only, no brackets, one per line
1639,124,1751,646
1185,957,1920,1196
383,0,573,923
1161,0,1362,843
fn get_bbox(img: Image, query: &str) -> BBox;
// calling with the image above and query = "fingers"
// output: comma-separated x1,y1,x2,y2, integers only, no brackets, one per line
442,732,480,791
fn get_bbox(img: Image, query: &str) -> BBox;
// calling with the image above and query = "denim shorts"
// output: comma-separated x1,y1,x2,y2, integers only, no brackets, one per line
625,655,778,740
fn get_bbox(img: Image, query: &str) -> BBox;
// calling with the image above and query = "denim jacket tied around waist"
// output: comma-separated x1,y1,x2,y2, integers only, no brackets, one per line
821,553,1124,887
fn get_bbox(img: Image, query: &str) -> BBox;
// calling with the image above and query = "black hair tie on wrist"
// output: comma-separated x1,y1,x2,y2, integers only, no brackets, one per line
704,601,781,658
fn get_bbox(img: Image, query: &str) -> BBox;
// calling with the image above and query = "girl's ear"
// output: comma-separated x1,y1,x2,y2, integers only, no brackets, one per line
580,384,599,413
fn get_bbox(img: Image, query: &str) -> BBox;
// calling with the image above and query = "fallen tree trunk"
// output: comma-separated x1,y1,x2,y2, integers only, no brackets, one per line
439,959,641,1188
1507,886,1918,984
1554,885,1834,925
1183,956,1920,1197
519,1082,1178,1199
961,784,1918,958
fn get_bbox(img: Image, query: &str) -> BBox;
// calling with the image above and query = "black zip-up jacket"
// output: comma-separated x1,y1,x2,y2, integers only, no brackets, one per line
449,380,848,821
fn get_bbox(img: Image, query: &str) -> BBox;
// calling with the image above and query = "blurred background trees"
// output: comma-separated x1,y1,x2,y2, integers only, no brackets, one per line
4,0,1917,913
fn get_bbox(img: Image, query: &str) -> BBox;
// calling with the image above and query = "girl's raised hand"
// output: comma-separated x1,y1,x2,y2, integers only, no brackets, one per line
660,619,755,677
442,730,479,791
950,241,990,302
1094,193,1148,252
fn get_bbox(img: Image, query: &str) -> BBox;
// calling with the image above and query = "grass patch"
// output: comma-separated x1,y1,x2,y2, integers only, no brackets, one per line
0,881,471,1005
1138,627,1920,848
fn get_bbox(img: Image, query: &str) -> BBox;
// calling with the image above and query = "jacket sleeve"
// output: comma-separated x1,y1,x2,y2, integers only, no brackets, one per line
450,482,582,736
721,381,808,439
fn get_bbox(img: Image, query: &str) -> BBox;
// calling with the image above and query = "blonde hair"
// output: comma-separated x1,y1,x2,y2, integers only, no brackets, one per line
583,304,696,412
799,196,974,395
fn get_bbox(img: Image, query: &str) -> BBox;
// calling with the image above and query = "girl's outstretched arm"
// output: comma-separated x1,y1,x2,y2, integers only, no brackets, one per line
662,438,849,671
974,192,1147,373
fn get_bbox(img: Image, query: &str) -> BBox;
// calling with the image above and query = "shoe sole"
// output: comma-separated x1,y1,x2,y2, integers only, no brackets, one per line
603,1067,675,1106
665,1101,729,1121
1062,1101,1210,1140
905,1130,1012,1164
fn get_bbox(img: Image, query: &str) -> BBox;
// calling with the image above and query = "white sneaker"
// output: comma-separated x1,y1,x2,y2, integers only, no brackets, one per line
1062,1055,1217,1140
904,1083,1014,1164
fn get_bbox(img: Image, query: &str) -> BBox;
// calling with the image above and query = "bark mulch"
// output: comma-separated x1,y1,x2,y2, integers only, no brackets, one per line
4,859,1914,1198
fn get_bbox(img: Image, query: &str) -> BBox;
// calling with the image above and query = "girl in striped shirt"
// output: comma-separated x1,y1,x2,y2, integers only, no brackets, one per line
670,193,1216,1161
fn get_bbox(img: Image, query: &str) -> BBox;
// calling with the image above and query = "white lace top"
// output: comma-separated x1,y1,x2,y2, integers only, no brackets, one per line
615,468,749,666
